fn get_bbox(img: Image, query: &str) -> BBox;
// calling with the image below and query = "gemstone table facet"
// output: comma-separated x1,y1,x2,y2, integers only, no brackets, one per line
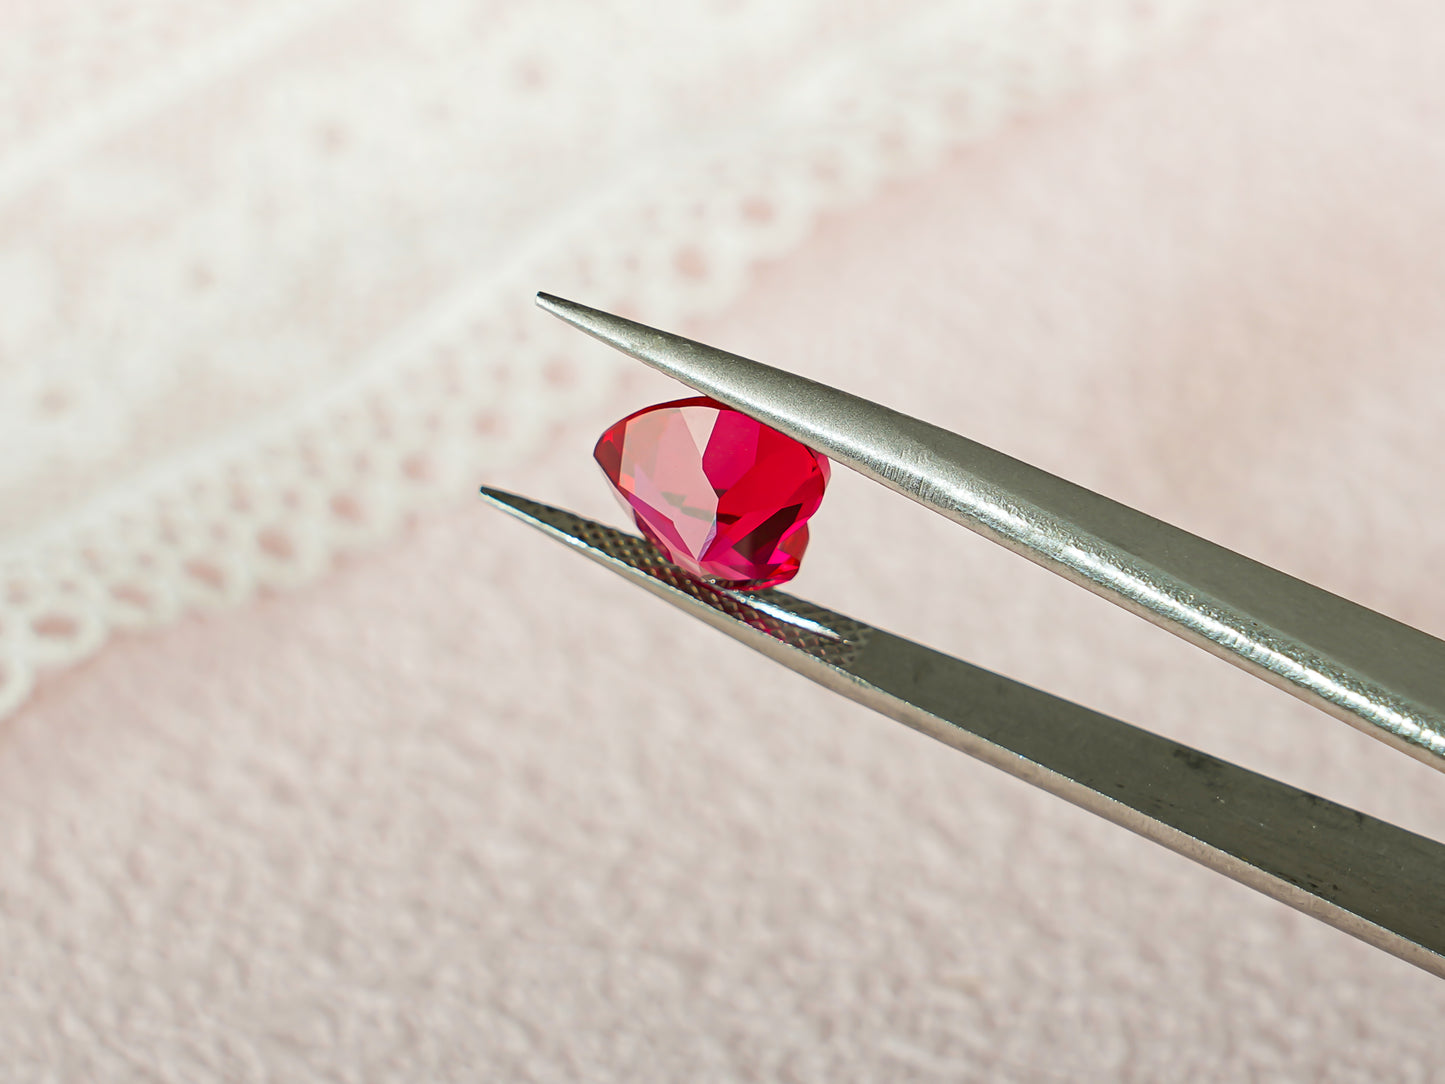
594,397,830,589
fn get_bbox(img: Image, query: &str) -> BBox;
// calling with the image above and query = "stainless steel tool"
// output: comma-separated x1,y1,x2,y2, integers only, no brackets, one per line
481,293,1445,978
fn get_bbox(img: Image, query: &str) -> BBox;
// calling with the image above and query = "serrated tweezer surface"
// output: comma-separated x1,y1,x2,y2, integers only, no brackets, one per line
482,485,1445,981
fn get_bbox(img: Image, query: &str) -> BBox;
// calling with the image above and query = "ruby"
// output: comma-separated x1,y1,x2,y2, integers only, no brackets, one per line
594,396,830,589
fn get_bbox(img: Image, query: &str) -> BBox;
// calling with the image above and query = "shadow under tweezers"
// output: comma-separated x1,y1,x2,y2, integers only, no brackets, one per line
481,487,1445,979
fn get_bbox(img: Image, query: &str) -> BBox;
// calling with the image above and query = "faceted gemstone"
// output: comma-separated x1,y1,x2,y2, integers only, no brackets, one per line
594,396,830,589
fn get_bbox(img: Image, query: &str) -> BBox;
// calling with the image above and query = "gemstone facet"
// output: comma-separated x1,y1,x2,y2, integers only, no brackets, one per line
594,397,830,589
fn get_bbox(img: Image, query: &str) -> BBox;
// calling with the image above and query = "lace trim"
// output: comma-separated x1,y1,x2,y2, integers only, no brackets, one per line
0,0,1202,718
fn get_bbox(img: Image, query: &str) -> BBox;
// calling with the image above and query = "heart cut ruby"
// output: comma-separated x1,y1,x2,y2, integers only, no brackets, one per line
594,396,830,589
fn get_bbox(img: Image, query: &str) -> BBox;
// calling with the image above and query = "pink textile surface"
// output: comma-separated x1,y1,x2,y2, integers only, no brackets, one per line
5,1,1445,1080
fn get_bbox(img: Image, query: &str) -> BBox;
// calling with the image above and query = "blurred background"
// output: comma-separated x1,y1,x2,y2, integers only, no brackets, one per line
3,1,1445,1079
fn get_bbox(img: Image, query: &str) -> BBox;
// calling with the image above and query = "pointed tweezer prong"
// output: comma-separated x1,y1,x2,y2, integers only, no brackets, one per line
481,486,1445,978
536,292,1445,769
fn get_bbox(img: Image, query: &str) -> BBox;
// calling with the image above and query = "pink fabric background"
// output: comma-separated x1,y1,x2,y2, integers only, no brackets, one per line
5,2,1445,1079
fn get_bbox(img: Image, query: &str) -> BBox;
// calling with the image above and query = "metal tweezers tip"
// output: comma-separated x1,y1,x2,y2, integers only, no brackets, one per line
478,485,555,534
535,291,600,333
534,291,677,372
477,484,523,515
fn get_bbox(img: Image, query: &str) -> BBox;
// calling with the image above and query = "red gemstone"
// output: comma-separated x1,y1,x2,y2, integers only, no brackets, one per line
594,396,830,589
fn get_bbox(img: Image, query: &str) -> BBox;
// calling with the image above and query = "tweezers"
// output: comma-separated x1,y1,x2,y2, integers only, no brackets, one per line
481,293,1445,978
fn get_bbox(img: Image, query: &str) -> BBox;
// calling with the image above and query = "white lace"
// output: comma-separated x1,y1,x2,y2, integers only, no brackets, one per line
0,0,1202,717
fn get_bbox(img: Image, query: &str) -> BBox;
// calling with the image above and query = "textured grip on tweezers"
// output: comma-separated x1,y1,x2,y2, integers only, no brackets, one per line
484,488,869,668
483,485,1445,980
